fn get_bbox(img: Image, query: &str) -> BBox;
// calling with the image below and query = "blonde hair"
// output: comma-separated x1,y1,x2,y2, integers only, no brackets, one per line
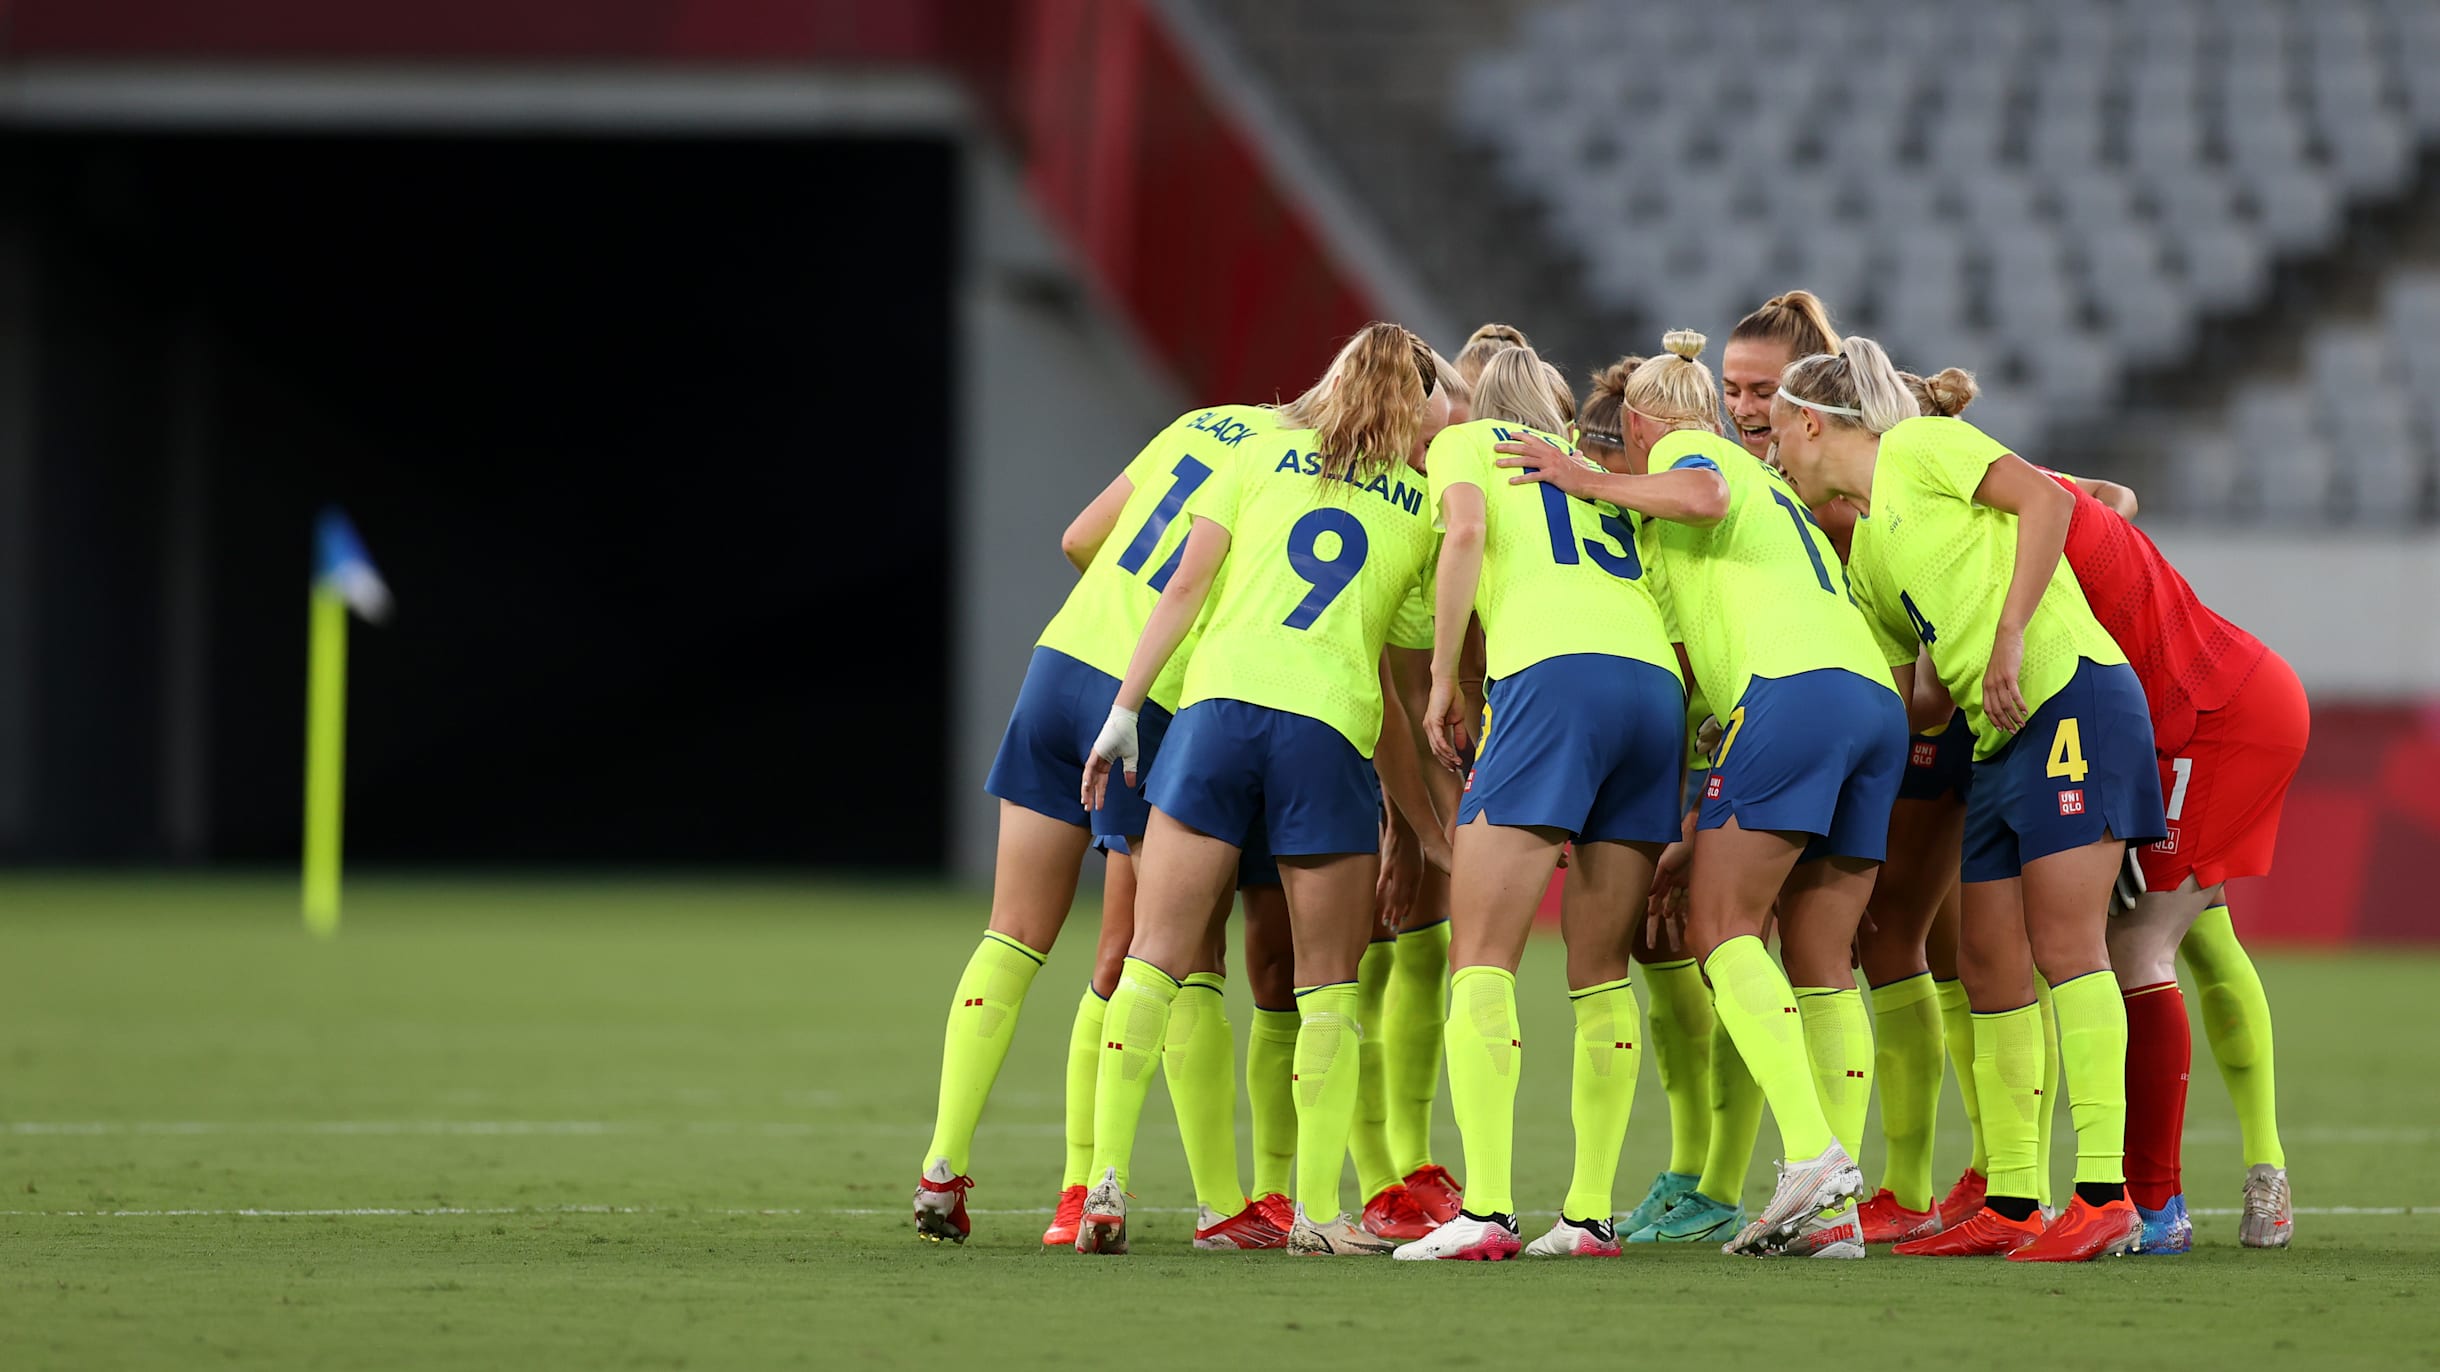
1453,322,1529,387
1273,321,1436,484
1538,359,1576,424
1575,355,1644,452
1432,348,1472,411
1900,367,1979,418
1729,290,1843,361
1778,337,1919,435
1472,345,1568,435
1619,329,1722,434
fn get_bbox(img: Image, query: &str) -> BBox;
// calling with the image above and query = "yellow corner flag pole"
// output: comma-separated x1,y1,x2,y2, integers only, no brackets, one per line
303,509,390,937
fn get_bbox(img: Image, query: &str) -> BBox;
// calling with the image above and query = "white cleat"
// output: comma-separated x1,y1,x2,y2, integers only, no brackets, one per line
1392,1212,1521,1261
1074,1168,1128,1255
1524,1215,1620,1258
1289,1205,1396,1256
1743,1142,1866,1250
911,1156,971,1244
2240,1165,2293,1249
1728,1197,1866,1259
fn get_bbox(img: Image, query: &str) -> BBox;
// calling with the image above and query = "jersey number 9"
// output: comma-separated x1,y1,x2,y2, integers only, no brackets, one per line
1283,508,1370,630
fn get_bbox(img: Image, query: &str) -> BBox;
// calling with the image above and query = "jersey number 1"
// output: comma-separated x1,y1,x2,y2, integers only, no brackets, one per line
1115,455,1215,592
1768,489,1840,595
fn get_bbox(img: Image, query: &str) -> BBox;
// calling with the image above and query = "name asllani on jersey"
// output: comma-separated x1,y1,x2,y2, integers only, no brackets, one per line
1270,450,1425,516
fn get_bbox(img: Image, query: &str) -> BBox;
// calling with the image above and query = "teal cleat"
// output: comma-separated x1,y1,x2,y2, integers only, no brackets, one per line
1622,1170,1701,1237
1627,1190,1745,1244
2135,1194,2192,1254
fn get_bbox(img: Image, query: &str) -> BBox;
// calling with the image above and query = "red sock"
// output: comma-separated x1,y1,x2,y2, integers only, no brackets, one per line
2122,981,2190,1212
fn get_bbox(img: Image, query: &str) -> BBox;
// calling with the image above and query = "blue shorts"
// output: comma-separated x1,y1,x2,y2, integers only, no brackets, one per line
1962,659,2166,883
985,647,1173,839
1898,708,1975,803
1099,828,1280,889
1460,654,1685,844
1698,669,1909,862
1147,700,1382,858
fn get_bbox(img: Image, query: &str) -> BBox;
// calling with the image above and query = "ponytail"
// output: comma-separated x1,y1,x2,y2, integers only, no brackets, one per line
1275,322,1435,486
1729,290,1843,360
1778,336,1919,435
1901,367,1979,418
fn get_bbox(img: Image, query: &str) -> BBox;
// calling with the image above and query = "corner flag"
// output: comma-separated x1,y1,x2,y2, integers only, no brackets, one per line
304,509,390,936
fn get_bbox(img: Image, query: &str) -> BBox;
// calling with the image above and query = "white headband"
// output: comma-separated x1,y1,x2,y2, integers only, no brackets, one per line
1778,389,1863,419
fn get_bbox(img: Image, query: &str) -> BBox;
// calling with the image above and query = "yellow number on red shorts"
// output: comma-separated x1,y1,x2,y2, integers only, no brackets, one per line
2045,717,2090,783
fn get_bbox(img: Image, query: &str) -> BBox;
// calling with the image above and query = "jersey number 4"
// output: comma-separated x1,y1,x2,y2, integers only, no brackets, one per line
1536,484,1641,578
1115,455,1214,592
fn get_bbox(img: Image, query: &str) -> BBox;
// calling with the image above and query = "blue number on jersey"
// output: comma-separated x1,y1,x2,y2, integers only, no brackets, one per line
1282,507,1370,630
1114,456,1215,579
1536,482,1641,579
1900,590,1938,644
1768,488,1838,594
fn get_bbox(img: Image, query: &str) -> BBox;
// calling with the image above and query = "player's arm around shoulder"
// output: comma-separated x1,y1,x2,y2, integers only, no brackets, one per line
1061,471,1135,571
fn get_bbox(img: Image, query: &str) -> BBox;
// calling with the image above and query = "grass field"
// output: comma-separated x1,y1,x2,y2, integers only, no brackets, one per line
3,877,2437,1370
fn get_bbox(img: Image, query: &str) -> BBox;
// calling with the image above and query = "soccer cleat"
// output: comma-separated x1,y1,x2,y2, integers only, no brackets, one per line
1402,1164,1464,1226
1627,1190,1745,1244
1856,1188,1943,1245
2009,1195,2142,1262
1360,1184,1438,1242
2135,1193,2192,1255
1253,1191,1296,1234
1622,1169,1700,1236
1392,1211,1522,1262
1935,1167,1988,1231
913,1157,973,1244
1525,1215,1621,1258
1288,1205,1397,1256
1728,1197,1865,1259
1195,1197,1291,1251
1893,1204,2042,1257
2240,1165,2293,1249
1074,1168,1128,1255
1744,1143,1866,1249
1041,1184,1086,1248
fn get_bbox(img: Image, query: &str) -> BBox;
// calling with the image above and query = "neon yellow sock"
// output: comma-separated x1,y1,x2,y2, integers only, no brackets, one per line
1563,976,1641,1223
1443,965,1520,1216
922,931,1045,1174
1060,987,1107,1188
1796,985,1872,1164
1349,940,1399,1202
2180,904,2285,1168
1642,957,1715,1176
2051,970,2129,1187
1868,974,1943,1211
1293,981,1366,1222
1247,1006,1301,1199
1088,957,1181,1189
1163,972,1244,1215
1385,920,1451,1176
1932,979,1987,1174
1703,937,1835,1160
1695,1014,1763,1208
2034,974,2061,1208
1972,1002,2044,1202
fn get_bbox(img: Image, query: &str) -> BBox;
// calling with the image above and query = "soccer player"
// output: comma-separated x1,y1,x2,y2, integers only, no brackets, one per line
913,400,1288,1245
1389,346,1686,1261
1076,322,1450,1256
1908,370,2306,1251
1503,330,1908,1260
1452,321,1529,389
1771,339,2165,1261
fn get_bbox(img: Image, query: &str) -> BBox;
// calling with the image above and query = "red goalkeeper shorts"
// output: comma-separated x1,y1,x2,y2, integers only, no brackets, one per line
2137,649,2309,891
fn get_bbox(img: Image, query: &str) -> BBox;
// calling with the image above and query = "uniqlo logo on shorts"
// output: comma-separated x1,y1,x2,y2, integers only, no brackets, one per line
1462,769,1475,793
2152,826,2181,855
1910,741,1938,768
2057,788,2086,816
1704,773,1724,800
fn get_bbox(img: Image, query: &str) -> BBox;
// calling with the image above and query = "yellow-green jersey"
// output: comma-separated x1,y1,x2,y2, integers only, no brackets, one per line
1423,419,1679,684
1845,417,2127,759
1036,405,1275,711
1178,428,1438,756
1641,430,1898,713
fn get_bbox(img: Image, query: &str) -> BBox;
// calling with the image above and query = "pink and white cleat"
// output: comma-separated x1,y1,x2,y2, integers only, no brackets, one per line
1074,1168,1128,1255
1392,1211,1523,1262
912,1157,973,1244
1524,1215,1621,1257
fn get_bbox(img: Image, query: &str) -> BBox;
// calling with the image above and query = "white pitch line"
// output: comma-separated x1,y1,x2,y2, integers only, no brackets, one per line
10,1121,2427,1143
0,1205,2422,1219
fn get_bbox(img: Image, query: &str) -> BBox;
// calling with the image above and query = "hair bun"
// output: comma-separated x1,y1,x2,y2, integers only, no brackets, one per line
1920,366,1979,417
1662,328,1707,361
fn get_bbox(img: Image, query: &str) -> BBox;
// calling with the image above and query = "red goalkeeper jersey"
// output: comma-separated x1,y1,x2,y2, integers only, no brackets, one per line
2046,472,2267,756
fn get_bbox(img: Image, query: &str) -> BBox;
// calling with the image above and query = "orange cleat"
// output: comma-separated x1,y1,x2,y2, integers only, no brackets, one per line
1195,1197,1292,1250
1935,1167,1988,1232
1041,1184,1086,1248
1402,1164,1464,1226
1857,1188,1943,1245
1361,1183,1438,1241
2008,1195,2142,1263
1892,1204,2041,1257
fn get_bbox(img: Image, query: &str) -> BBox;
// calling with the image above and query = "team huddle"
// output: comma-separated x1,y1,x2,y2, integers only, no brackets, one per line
912,292,2307,1263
